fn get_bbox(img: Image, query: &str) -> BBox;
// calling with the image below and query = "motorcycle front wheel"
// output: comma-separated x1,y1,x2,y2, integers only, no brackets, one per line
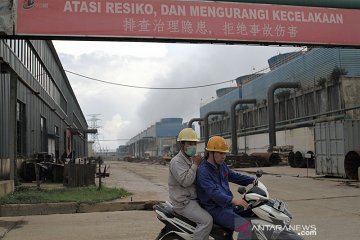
277,231,304,240
159,234,184,240
156,227,184,240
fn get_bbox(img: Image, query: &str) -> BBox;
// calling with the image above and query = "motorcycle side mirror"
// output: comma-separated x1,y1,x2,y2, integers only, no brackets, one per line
238,186,247,195
256,169,263,178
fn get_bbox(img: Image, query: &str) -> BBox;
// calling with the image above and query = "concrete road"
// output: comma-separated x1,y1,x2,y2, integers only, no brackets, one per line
0,211,163,240
103,161,169,202
1,161,359,240
105,161,360,239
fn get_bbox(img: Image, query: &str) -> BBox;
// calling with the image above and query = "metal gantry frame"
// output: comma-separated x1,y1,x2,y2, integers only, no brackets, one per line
230,99,256,155
267,82,300,152
204,111,227,145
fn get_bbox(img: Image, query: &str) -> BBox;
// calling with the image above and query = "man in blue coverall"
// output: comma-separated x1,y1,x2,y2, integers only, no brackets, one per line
196,136,255,240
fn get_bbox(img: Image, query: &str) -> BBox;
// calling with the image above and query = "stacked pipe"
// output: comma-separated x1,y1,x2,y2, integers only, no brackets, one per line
250,152,280,167
288,151,315,168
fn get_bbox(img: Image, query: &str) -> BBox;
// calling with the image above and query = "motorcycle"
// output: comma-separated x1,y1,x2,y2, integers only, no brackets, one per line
154,170,303,240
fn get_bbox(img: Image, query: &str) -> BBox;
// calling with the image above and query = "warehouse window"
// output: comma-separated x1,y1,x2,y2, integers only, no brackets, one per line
3,40,63,109
55,126,59,136
16,101,27,157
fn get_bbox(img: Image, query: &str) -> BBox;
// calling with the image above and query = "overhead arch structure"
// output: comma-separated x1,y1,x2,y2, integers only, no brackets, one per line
214,0,360,10
1,0,360,46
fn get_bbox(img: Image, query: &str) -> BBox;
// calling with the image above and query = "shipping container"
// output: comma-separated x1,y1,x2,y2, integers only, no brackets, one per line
315,120,360,178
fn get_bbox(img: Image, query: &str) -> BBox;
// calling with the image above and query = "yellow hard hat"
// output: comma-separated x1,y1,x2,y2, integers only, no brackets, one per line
206,136,229,153
177,128,199,142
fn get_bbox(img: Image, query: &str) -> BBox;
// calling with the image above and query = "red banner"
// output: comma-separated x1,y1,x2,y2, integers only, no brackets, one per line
16,0,360,46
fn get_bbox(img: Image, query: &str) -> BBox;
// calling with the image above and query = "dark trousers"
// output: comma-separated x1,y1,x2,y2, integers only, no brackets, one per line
210,207,252,240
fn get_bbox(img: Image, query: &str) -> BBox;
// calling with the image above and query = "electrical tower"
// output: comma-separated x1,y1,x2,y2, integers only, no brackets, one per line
87,114,102,153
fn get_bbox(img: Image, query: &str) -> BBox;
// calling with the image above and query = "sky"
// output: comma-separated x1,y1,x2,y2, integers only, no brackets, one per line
53,41,300,151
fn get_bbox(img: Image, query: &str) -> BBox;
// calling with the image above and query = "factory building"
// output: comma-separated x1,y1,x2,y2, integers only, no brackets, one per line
0,40,88,195
126,118,187,158
199,48,360,179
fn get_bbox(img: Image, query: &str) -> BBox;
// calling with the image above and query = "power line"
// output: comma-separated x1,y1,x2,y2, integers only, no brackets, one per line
97,139,130,142
65,70,235,90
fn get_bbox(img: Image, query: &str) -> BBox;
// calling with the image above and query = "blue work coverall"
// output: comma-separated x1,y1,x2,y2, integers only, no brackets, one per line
196,160,255,239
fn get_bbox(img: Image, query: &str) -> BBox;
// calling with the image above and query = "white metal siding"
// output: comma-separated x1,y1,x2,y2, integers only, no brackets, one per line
315,120,360,177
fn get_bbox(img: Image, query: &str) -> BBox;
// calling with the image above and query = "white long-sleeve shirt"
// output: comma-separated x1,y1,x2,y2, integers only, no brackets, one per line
168,151,198,208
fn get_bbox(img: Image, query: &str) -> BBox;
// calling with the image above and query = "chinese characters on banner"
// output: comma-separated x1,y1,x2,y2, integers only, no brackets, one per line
16,0,360,46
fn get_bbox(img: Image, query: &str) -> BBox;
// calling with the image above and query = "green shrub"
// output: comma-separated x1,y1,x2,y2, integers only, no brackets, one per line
0,186,130,204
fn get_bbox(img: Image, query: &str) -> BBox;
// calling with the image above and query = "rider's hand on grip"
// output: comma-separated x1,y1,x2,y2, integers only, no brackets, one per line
232,198,249,209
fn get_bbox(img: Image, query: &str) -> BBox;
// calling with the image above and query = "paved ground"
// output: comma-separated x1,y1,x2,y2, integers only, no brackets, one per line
0,160,359,240
103,161,169,202
0,211,162,240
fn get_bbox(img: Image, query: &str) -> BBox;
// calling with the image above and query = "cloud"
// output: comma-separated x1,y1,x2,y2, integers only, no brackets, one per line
136,44,301,126
98,113,131,142
54,41,168,59
54,41,300,150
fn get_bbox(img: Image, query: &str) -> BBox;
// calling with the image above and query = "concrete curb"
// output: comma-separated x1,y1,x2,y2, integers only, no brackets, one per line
0,200,160,217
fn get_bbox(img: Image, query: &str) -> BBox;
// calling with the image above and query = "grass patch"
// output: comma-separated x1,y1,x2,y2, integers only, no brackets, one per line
0,186,131,205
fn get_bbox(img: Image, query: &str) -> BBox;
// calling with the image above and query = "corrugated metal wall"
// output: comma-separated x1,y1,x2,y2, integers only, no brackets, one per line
199,48,360,140
200,88,242,118
155,122,185,137
16,80,67,156
314,120,360,177
242,48,360,101
204,82,343,136
339,49,360,75
128,125,157,145
0,73,10,157
0,39,88,160
30,41,87,129
128,118,185,145
126,118,186,157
